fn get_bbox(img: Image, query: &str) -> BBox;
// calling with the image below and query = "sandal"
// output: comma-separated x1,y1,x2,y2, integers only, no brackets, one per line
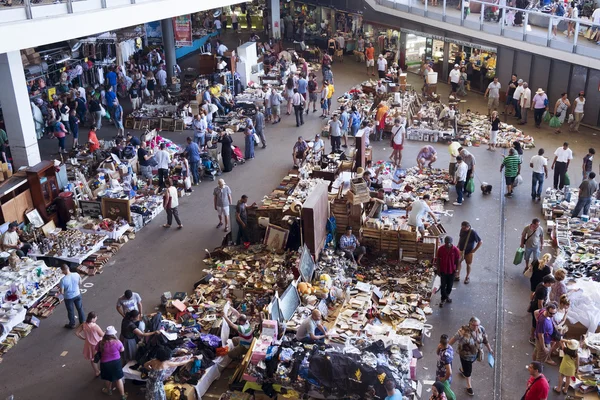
563,388,568,394
553,386,561,394
102,387,113,396
162,224,171,228
464,277,470,284
216,222,223,228
177,225,183,229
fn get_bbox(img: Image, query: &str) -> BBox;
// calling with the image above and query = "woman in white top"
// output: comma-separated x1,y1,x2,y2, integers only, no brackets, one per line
553,92,571,134
569,92,585,132
389,117,406,167
567,3,578,38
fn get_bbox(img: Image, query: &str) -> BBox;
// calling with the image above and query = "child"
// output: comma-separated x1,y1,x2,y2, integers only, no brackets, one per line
554,339,579,395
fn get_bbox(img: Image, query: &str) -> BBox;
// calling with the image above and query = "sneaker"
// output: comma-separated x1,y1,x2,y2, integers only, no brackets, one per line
453,201,462,206
467,388,474,396
529,338,536,346
446,298,452,303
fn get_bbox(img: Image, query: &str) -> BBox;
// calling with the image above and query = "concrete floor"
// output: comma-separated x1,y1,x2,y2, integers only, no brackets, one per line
2,33,600,399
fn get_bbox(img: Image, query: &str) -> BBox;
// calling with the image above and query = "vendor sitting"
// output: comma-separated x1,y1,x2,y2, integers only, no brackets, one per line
292,136,308,168
407,194,438,237
368,189,386,219
222,310,254,360
312,134,325,160
339,226,366,265
126,133,141,148
295,309,328,344
2,222,31,257
416,145,438,169
363,170,382,190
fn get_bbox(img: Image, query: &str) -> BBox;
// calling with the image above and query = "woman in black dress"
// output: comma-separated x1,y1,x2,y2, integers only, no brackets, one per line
221,131,233,172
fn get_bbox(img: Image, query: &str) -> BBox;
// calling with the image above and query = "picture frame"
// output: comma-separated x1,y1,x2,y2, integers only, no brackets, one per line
79,200,103,218
264,224,289,251
125,118,135,129
101,197,132,222
25,208,44,228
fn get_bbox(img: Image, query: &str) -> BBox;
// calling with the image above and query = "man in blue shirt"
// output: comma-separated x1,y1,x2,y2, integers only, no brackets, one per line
184,137,201,185
127,133,141,148
384,379,403,400
75,92,87,127
105,86,117,121
297,74,308,100
59,264,85,329
340,105,349,149
106,67,118,93
339,226,366,265
113,99,124,136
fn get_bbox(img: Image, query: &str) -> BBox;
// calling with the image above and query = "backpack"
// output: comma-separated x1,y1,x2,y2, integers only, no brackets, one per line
308,80,317,92
555,3,565,16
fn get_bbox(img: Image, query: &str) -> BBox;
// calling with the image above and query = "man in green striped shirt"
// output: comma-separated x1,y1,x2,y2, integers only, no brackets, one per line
501,148,521,197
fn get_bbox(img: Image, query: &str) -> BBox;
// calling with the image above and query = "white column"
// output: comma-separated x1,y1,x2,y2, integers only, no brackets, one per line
0,51,41,168
269,0,281,39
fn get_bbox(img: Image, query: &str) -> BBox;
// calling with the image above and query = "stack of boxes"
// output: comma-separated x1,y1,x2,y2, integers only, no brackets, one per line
0,162,13,182
20,48,41,67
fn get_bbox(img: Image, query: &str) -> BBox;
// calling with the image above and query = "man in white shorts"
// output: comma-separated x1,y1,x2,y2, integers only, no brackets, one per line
213,179,233,232
407,194,438,237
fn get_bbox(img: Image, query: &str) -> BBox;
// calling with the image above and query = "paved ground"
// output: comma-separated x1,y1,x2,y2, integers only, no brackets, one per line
1,31,600,399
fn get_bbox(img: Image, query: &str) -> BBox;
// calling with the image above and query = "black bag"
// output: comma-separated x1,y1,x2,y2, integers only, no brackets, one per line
147,156,158,167
93,344,102,363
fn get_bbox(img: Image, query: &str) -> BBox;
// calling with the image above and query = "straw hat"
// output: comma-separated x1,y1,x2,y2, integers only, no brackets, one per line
536,88,545,94
566,339,579,351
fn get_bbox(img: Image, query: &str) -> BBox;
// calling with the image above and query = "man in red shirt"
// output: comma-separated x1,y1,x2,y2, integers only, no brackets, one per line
436,236,461,308
523,361,549,400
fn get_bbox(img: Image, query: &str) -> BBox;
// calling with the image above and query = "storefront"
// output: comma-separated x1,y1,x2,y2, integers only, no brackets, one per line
399,28,497,93
402,29,445,75
447,40,497,92
362,23,401,62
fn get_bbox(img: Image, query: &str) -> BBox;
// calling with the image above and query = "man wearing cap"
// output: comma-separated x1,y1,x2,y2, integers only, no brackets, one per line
339,226,366,265
2,222,31,257
531,88,548,128
519,83,532,125
448,64,461,98
377,54,388,79
512,79,524,120
436,236,461,307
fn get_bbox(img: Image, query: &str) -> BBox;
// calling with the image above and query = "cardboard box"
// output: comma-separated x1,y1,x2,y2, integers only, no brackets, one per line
24,48,35,55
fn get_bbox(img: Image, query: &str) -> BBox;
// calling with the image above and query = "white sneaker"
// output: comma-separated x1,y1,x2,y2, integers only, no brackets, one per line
453,201,463,206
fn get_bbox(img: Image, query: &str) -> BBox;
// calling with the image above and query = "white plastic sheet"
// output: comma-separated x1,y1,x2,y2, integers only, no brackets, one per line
566,279,600,333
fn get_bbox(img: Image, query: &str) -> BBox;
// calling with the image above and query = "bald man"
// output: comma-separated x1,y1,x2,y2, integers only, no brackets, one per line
222,312,253,360
296,309,328,344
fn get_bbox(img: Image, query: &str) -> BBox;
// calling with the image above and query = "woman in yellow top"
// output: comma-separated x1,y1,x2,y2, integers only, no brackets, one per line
554,339,579,394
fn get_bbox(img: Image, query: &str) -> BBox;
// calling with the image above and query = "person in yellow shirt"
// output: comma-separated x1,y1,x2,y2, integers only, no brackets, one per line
209,83,225,115
375,102,389,141
326,83,335,111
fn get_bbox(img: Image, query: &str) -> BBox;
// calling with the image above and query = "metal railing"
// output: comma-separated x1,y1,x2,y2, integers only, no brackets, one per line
378,0,600,58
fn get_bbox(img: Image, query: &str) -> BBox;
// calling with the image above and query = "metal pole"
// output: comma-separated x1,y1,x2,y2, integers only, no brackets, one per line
24,0,32,19
573,21,579,49
66,0,73,13
501,3,505,35
443,0,447,21
425,0,428,15
523,11,528,38
547,14,552,45
409,0,412,13
480,3,485,29
100,0,107,8
461,0,465,24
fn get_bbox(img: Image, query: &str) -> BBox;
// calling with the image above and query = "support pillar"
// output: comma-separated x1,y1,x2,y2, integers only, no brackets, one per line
269,0,281,39
160,18,177,87
0,51,41,168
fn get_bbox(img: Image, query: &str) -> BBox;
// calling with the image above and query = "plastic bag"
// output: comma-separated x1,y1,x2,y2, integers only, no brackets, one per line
465,178,475,193
100,104,106,117
184,176,192,190
513,174,523,187
441,380,456,400
513,247,524,265
543,111,551,123
431,275,441,295
568,114,574,124
549,116,561,128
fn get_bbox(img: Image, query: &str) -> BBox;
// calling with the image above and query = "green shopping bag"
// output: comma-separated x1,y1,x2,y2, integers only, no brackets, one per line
441,380,456,400
543,111,551,123
465,177,475,193
549,116,561,128
513,247,524,265
564,173,570,186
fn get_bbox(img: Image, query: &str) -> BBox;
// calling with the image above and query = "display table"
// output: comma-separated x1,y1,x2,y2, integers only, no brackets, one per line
0,260,63,341
29,237,107,265
70,224,130,240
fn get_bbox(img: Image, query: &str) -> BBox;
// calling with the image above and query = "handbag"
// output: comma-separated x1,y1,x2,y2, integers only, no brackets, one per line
477,347,484,362
513,247,525,265
93,342,102,363
253,133,260,144
147,157,158,167
460,229,472,261
100,104,106,117
523,265,533,278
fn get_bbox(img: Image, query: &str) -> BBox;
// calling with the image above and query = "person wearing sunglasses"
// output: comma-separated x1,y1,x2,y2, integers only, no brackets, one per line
533,302,558,366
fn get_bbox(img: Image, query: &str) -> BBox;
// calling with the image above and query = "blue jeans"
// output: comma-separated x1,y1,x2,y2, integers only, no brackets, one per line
531,172,544,199
189,161,200,185
456,180,464,204
64,295,85,327
300,326,327,344
572,197,592,217
524,247,540,264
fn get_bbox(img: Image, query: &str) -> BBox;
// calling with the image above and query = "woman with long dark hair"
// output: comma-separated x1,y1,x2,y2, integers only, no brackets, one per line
120,310,159,363
220,131,234,172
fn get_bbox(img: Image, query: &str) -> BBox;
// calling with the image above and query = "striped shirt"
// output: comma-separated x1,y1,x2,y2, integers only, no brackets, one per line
502,155,520,177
